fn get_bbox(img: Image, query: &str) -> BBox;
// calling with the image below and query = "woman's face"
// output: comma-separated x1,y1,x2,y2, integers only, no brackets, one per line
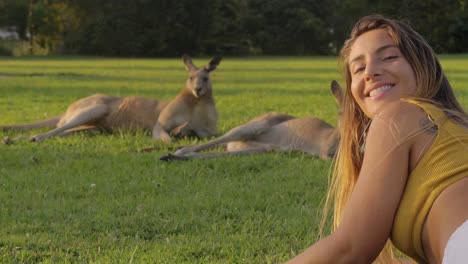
348,29,417,118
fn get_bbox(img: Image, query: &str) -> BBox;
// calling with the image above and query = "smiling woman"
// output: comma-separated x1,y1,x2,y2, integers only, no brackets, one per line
286,14,468,264
348,29,417,117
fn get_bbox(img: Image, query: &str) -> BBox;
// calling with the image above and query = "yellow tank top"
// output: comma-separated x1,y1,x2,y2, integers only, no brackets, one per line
391,100,468,262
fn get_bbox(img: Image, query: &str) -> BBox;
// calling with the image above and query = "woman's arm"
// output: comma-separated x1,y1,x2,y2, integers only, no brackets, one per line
286,102,424,263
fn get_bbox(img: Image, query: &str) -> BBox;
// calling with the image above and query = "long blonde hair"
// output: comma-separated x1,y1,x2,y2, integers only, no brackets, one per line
320,14,468,263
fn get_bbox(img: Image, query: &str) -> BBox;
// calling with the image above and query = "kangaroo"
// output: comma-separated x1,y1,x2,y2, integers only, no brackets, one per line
1,55,221,143
161,80,343,161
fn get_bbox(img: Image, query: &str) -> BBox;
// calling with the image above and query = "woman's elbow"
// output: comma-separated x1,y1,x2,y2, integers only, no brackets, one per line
331,232,382,264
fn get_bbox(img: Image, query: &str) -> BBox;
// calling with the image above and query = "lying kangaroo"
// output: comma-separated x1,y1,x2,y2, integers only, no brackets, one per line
161,80,343,160
1,55,221,143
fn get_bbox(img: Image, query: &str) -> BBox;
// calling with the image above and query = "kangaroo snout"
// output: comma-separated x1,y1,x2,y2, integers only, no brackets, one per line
194,86,203,97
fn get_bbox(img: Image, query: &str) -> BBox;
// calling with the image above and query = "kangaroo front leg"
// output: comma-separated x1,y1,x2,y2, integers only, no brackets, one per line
152,122,172,143
30,105,109,142
192,127,217,139
170,121,196,139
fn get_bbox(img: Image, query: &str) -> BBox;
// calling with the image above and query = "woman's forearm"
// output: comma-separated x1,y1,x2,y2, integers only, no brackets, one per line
285,234,352,264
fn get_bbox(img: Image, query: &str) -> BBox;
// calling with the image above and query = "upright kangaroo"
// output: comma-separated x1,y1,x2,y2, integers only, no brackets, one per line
161,80,343,160
1,55,221,143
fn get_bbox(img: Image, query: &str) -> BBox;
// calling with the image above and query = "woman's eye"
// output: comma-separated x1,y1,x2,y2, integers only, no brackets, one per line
354,66,365,74
383,55,398,61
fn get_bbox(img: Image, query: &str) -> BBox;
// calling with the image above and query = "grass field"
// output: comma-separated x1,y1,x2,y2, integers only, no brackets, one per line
0,55,467,263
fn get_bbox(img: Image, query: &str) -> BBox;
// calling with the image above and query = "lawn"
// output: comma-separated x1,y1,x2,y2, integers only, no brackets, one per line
0,55,467,263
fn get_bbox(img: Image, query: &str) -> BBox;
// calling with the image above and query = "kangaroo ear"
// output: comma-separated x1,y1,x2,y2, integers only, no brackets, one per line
205,56,222,72
183,54,198,72
331,80,344,105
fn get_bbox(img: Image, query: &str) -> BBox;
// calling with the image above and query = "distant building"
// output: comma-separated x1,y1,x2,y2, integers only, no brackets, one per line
0,27,20,40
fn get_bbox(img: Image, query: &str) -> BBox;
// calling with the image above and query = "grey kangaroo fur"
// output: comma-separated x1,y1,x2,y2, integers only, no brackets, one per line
161,80,343,161
1,55,221,143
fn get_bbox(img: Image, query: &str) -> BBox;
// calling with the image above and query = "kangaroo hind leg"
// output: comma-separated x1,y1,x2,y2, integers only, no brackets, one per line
173,115,287,156
162,143,277,161
30,105,110,142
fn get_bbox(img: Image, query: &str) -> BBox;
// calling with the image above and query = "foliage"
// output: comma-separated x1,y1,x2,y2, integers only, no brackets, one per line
0,0,467,55
245,0,333,55
0,0,29,39
0,44,11,55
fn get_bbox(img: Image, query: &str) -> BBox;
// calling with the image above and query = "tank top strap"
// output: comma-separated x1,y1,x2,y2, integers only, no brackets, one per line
402,99,448,126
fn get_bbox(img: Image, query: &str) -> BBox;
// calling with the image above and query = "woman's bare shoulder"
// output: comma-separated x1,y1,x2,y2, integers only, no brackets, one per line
374,100,426,122
370,101,428,145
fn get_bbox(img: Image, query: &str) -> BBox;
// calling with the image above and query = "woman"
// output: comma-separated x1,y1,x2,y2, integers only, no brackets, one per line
286,15,468,263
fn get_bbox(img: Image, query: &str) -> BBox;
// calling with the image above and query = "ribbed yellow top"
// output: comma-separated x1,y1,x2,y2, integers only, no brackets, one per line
391,100,468,262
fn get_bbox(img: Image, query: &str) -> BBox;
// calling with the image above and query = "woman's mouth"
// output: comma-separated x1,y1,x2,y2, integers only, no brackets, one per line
369,85,393,99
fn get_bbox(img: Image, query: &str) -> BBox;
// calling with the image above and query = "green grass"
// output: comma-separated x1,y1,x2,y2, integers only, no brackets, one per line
1,55,467,263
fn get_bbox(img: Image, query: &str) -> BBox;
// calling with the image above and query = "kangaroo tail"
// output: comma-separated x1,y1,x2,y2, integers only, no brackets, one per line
1,115,62,132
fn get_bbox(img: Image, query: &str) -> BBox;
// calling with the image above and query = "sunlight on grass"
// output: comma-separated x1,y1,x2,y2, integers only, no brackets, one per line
0,55,467,263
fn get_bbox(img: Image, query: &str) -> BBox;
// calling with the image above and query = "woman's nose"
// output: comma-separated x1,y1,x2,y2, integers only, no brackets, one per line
364,62,381,81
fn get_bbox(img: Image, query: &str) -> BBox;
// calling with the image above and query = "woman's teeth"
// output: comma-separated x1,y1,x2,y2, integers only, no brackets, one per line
369,85,393,97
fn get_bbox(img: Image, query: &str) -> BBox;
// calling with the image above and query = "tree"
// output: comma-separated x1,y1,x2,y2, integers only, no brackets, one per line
0,0,29,39
2,0,468,56
245,0,333,55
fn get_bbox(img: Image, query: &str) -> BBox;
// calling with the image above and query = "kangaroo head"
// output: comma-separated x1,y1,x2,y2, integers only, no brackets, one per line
330,80,344,107
183,54,222,98
321,80,344,158
330,80,344,130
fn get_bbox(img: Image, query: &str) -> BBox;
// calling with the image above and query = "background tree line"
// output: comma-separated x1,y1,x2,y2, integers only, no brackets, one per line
0,0,467,56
